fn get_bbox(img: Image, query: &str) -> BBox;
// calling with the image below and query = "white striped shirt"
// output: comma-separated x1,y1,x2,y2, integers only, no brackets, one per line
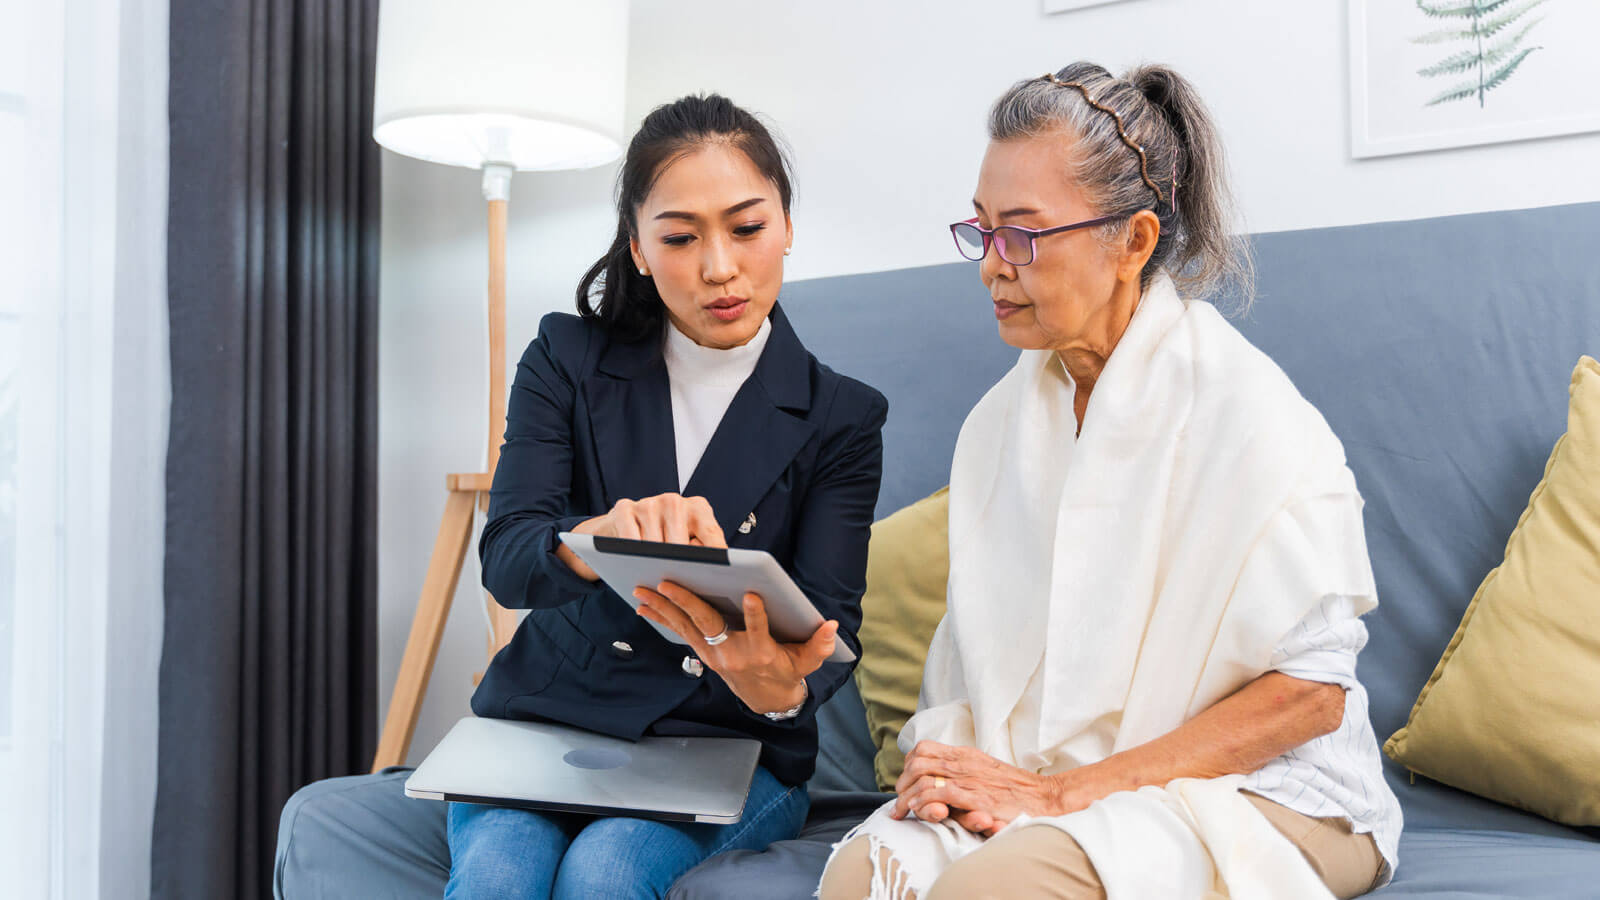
1243,594,1403,885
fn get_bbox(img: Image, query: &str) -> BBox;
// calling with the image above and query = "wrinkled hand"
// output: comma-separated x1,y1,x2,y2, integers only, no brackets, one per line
560,493,726,581
634,582,839,716
892,742,1116,837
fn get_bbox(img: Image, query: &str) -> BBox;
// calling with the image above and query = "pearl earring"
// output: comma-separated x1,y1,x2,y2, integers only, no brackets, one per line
783,247,792,256
639,268,649,276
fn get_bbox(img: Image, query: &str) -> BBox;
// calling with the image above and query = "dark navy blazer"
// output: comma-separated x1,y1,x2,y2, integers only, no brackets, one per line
472,304,888,787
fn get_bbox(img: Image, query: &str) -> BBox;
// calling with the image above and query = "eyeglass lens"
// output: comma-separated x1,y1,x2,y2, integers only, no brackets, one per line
952,223,1033,265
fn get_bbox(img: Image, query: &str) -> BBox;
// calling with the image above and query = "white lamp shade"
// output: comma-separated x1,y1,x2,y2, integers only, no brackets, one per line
374,0,629,172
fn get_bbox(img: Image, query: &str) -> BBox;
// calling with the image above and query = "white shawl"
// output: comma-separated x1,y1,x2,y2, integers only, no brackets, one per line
835,274,1375,899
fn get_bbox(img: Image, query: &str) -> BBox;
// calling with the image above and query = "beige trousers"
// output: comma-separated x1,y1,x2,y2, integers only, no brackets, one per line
818,791,1383,900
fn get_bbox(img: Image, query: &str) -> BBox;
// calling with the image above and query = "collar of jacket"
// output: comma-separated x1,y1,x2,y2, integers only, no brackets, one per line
593,302,812,414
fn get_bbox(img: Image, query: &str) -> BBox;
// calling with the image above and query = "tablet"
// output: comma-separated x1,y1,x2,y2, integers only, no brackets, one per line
557,533,856,664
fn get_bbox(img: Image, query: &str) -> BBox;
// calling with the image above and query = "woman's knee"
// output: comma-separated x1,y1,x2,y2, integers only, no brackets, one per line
446,804,569,899
817,836,881,900
925,827,1104,900
553,817,698,900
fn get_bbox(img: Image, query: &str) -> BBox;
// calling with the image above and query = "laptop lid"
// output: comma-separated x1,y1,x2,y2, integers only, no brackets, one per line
405,717,762,824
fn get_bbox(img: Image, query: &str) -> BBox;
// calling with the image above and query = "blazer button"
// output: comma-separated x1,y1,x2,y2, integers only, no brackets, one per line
681,656,704,678
611,641,634,660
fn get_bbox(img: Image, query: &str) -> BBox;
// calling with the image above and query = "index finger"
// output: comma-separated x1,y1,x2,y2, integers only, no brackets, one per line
895,750,944,795
914,741,960,763
686,497,727,549
905,741,952,767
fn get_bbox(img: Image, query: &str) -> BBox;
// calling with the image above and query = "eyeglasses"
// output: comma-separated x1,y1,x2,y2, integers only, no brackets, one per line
949,214,1128,267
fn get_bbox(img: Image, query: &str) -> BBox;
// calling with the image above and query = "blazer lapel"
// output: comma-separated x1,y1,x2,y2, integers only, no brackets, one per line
683,305,817,537
583,335,679,505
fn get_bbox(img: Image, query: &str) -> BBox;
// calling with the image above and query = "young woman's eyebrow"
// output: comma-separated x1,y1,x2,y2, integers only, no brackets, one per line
653,197,768,222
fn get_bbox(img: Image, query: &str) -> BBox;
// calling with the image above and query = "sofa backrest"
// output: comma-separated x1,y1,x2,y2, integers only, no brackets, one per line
785,202,1600,836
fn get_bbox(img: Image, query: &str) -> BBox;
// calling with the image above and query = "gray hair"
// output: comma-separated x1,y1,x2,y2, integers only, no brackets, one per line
988,62,1253,307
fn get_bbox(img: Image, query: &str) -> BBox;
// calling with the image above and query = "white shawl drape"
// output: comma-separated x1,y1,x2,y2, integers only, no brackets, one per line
835,275,1375,899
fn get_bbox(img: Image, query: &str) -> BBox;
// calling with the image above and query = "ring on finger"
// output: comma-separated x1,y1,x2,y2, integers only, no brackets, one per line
934,776,947,789
703,626,730,646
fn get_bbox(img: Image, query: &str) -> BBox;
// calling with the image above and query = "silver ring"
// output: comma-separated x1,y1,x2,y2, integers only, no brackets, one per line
702,627,730,646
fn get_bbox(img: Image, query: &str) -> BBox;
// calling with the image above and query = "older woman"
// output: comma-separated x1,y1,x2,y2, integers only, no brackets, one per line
819,63,1401,899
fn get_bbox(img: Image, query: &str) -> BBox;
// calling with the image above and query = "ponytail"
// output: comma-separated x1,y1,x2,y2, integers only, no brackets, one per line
575,223,664,344
1125,64,1254,306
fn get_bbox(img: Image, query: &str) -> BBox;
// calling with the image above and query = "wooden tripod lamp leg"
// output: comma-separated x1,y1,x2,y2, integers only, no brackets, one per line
371,486,478,772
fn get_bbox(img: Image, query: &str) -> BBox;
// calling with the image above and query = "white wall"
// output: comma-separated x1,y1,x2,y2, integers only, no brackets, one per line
377,0,1600,760
627,0,1600,281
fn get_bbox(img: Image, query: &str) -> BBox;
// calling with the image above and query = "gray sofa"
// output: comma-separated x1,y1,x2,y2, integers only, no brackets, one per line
277,201,1600,898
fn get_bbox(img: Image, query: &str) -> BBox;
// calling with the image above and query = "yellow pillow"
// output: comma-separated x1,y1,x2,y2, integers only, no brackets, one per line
1385,356,1600,826
855,488,950,791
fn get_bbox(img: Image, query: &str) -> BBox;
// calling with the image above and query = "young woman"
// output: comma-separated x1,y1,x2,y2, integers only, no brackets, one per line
448,93,888,898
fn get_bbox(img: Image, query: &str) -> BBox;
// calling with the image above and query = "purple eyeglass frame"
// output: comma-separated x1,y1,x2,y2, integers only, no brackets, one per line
950,214,1128,266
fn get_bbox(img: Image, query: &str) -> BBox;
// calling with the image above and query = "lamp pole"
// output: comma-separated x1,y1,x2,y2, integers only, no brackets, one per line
482,162,512,498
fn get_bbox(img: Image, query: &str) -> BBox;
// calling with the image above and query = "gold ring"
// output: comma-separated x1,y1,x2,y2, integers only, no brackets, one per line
934,777,947,789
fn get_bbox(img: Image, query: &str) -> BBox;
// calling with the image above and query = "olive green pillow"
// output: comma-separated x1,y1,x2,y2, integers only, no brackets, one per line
1385,356,1600,826
855,488,950,791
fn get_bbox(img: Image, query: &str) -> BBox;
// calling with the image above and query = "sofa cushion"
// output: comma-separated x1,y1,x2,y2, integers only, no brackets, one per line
1373,828,1600,898
668,790,890,900
853,487,950,791
1385,357,1600,827
809,677,880,794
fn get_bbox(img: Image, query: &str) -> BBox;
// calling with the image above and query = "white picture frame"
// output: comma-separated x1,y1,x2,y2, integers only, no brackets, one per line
1349,0,1600,158
1042,0,1137,14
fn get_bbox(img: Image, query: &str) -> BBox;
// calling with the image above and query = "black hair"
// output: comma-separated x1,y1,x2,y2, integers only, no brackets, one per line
575,94,795,342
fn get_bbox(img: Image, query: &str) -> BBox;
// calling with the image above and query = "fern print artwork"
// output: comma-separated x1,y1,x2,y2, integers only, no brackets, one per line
1412,0,1549,108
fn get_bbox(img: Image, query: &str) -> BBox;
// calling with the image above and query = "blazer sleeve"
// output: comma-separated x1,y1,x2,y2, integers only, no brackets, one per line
479,314,606,611
738,383,888,727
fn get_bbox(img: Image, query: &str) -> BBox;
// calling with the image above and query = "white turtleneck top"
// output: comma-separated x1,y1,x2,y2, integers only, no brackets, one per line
661,316,772,492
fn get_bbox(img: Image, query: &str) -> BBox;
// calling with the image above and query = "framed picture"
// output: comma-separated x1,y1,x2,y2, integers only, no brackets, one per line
1349,0,1600,158
1042,0,1138,13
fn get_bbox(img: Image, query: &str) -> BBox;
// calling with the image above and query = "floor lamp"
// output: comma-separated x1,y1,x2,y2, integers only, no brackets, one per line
368,0,629,771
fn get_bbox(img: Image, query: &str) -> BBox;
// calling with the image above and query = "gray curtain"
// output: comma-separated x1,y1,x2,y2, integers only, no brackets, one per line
155,0,380,896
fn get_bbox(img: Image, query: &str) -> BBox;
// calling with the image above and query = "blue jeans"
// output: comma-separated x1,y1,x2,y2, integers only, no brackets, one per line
444,766,809,899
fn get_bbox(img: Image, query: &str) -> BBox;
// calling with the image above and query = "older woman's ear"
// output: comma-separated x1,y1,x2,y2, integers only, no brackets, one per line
1116,210,1163,284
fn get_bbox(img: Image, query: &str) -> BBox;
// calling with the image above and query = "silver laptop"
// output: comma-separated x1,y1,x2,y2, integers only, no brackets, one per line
405,717,762,824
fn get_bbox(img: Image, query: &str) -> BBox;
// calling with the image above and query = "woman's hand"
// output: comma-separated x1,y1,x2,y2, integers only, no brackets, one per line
891,742,1126,837
557,493,727,581
890,672,1347,837
633,582,840,716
